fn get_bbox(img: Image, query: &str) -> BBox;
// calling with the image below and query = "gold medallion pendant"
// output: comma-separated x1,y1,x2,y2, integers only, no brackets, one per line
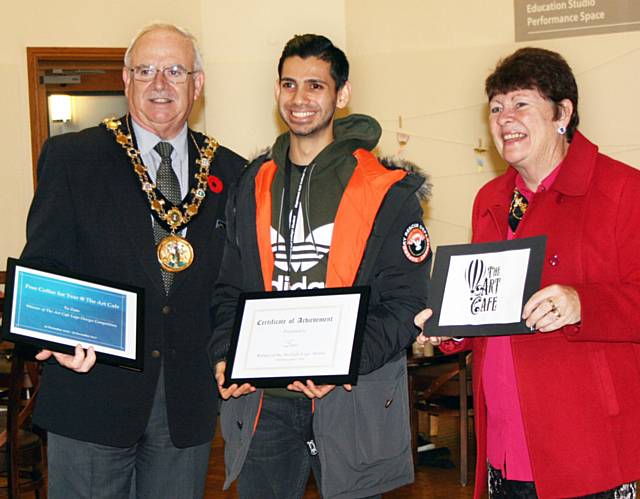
102,115,220,274
157,234,194,273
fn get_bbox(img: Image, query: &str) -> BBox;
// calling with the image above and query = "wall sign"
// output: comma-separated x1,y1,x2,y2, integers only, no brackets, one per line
514,0,640,41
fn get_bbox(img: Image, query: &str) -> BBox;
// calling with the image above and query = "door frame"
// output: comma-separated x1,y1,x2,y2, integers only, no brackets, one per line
26,47,126,185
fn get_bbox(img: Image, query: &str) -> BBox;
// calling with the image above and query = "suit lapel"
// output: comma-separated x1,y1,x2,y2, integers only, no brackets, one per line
104,118,166,294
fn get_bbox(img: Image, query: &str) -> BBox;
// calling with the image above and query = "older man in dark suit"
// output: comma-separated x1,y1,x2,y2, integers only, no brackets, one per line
21,23,244,498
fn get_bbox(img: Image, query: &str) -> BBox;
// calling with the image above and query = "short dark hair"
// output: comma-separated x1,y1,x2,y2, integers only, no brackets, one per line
485,47,579,141
278,34,349,90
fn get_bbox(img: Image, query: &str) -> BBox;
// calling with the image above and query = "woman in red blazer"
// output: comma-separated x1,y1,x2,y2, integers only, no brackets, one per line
416,48,640,499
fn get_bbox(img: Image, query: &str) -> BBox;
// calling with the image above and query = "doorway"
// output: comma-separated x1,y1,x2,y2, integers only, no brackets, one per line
26,47,126,185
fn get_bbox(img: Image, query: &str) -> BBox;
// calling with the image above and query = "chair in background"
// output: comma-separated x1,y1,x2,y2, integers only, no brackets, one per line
0,270,5,319
411,351,473,486
0,343,47,498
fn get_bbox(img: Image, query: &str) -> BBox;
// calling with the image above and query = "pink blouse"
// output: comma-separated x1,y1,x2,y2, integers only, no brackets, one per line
483,165,561,480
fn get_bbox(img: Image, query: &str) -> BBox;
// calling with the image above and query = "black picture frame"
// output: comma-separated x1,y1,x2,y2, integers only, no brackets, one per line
2,258,145,371
425,236,546,337
224,286,370,388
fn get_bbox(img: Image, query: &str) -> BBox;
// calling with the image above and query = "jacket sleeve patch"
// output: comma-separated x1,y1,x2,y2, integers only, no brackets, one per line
402,222,430,263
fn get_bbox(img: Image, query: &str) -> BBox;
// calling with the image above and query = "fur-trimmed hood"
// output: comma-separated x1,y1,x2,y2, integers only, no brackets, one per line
379,156,432,202
246,115,432,203
246,150,432,203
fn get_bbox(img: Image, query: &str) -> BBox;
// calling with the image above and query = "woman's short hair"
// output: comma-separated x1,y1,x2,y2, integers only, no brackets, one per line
485,47,579,141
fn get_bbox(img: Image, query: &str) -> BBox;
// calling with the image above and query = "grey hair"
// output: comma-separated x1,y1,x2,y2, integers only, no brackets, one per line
124,23,204,72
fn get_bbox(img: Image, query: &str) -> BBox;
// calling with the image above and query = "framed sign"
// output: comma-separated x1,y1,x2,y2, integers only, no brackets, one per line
513,0,640,42
425,236,546,337
2,258,144,370
225,287,369,388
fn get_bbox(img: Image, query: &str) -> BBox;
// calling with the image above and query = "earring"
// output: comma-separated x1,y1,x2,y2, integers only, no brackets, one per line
557,126,566,135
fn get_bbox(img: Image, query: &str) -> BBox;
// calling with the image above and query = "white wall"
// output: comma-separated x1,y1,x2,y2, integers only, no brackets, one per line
2,0,639,267
1,0,345,266
345,0,640,247
201,0,346,157
49,95,129,137
1,0,203,265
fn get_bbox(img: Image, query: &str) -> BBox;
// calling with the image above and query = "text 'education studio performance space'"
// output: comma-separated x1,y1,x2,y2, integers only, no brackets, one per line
2,2,640,498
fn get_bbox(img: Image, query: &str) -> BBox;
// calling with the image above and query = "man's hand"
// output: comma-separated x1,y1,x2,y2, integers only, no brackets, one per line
413,308,451,345
215,361,256,399
35,344,96,373
287,380,352,399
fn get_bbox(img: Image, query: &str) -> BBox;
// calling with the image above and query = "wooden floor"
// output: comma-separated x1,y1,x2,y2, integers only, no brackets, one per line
205,412,477,498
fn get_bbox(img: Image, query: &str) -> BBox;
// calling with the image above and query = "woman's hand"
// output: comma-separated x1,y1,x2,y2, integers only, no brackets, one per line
413,308,451,345
522,284,581,332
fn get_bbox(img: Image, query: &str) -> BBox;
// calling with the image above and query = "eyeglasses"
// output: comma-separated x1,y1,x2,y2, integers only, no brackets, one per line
128,64,199,84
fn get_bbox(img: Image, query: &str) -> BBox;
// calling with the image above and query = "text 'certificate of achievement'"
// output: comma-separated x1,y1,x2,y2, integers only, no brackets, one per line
225,287,369,388
2,258,144,370
425,236,546,336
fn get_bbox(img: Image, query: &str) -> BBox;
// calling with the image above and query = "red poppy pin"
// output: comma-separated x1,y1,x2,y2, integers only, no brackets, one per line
208,175,223,194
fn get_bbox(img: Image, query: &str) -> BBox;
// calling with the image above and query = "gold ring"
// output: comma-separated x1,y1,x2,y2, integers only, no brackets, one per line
547,298,561,319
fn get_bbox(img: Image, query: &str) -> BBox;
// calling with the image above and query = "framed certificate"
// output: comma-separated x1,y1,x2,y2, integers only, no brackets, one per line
424,236,546,337
224,287,370,388
2,258,144,371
